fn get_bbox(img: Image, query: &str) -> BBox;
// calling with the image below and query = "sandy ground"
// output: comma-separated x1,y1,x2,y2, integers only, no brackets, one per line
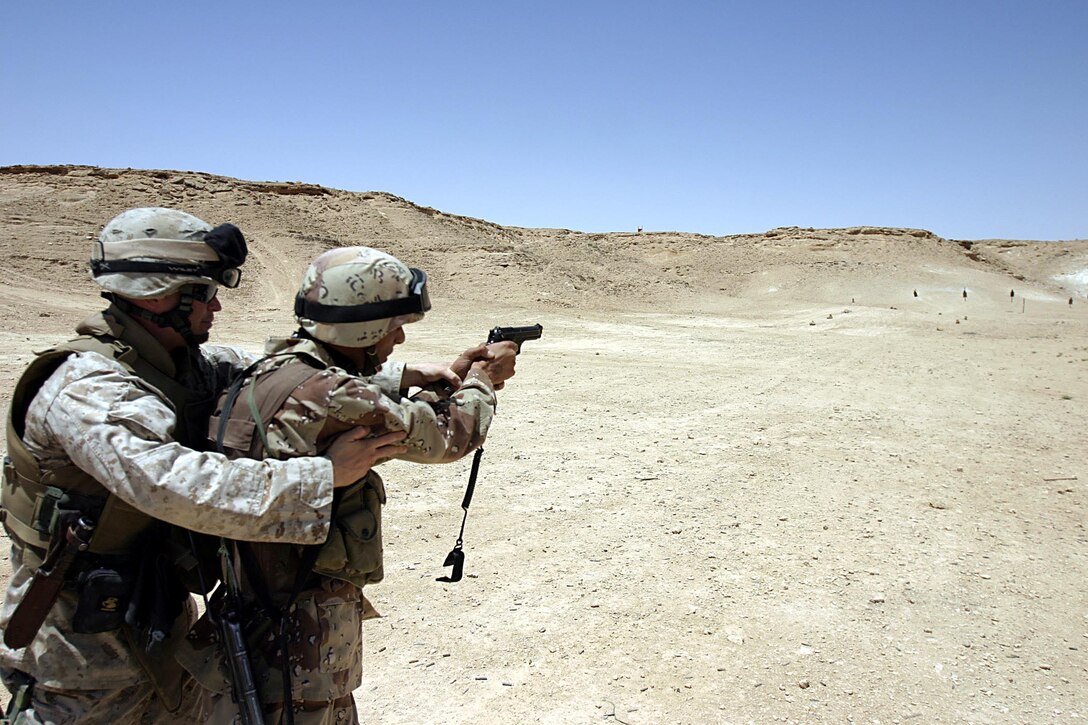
0,167,1086,723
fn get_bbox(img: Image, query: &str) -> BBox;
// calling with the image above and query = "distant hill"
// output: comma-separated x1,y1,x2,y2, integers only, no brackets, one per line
2,165,1084,317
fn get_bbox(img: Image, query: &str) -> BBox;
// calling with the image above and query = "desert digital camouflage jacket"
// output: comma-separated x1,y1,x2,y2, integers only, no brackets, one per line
0,310,347,691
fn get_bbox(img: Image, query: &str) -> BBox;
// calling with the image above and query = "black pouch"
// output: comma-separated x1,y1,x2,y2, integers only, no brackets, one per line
72,567,131,634
124,532,190,651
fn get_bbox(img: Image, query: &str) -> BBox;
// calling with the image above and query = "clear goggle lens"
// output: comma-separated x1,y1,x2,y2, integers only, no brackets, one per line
216,267,242,288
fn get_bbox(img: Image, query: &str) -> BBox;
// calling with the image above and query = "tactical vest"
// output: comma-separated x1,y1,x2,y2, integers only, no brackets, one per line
212,349,386,588
1,312,217,558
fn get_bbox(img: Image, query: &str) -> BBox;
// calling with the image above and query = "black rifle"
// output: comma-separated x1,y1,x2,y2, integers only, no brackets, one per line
218,543,264,725
218,606,264,725
438,324,543,583
190,535,265,725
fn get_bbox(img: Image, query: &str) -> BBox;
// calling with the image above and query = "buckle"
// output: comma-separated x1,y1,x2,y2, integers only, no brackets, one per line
2,454,17,486
31,487,66,535
30,487,104,536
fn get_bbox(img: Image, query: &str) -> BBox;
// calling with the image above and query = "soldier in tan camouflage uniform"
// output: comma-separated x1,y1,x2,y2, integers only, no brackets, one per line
0,209,390,725
178,246,517,724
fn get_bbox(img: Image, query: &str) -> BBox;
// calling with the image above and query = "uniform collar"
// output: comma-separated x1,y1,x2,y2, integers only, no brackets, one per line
75,305,180,377
264,335,335,369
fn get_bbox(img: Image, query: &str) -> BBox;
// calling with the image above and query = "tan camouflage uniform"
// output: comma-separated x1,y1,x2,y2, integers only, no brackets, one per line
179,335,496,725
0,307,366,724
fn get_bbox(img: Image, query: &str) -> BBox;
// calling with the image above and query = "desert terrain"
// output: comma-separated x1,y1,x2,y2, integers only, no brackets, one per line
0,165,1085,724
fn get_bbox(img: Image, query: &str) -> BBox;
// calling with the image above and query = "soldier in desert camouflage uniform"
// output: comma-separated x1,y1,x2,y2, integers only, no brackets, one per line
178,246,517,724
0,209,390,725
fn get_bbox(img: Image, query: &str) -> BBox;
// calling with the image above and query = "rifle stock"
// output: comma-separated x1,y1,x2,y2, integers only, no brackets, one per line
219,609,265,725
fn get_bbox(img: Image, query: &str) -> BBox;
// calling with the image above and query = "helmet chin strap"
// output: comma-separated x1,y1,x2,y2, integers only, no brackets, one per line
360,348,382,376
104,287,204,348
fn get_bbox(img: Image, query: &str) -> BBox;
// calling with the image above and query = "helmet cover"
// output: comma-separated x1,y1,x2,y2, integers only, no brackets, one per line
295,246,427,347
91,207,246,298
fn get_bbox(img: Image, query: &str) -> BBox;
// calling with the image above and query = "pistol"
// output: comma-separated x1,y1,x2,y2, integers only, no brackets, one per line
437,323,542,583
414,324,543,402
486,324,543,352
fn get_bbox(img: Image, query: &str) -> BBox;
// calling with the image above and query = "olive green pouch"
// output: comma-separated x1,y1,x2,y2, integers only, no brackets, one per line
312,474,386,587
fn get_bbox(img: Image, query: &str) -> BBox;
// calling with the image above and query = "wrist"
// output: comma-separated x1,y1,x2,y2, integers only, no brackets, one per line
467,361,493,384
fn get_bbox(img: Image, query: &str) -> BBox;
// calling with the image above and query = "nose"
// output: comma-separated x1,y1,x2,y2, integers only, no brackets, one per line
395,327,406,345
208,295,222,313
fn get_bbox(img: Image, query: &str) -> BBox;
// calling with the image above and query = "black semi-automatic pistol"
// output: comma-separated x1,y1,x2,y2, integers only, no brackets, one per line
486,324,543,352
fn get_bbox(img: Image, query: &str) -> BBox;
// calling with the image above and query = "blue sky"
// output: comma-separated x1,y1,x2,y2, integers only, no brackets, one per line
2,2,1085,240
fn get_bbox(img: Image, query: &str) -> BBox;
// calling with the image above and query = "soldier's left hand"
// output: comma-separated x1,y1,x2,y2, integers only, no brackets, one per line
403,362,461,390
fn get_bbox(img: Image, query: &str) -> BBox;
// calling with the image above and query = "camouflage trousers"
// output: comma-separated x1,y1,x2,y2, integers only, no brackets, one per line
198,690,358,725
0,667,203,725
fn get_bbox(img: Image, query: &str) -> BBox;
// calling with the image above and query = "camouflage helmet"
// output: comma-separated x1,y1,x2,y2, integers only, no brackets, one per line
90,207,247,298
295,247,430,347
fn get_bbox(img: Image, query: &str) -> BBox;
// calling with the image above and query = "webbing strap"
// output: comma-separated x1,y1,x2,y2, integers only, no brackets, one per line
2,670,35,721
247,380,272,456
215,352,320,456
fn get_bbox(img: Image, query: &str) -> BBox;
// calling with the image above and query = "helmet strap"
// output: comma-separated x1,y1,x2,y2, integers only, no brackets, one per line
104,287,203,348
360,348,382,376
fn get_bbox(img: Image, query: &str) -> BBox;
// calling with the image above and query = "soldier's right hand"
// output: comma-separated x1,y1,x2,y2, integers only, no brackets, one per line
472,341,518,390
326,426,408,487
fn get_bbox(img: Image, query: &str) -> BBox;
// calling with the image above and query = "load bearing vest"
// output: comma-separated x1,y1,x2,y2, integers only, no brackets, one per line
2,319,213,560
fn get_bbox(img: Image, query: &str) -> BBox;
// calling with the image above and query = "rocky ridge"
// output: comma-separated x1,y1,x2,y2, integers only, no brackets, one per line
1,165,1084,317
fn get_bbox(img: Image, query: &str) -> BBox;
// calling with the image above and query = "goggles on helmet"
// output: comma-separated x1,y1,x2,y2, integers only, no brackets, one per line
90,256,242,288
90,222,247,289
294,267,431,323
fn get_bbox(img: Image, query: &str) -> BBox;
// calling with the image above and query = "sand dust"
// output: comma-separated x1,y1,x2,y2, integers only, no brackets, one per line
0,166,1085,723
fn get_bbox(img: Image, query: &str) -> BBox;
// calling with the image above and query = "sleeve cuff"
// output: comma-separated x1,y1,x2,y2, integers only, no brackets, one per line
373,361,406,395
